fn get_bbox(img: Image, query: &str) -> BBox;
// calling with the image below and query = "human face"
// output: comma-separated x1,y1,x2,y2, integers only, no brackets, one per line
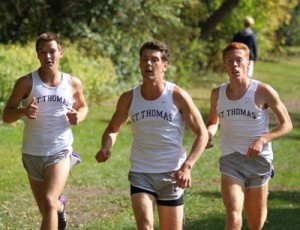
37,40,63,69
223,49,249,79
139,49,168,81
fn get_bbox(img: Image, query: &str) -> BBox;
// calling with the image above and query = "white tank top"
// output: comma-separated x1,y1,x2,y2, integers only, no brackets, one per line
21,70,74,156
128,81,186,173
217,80,273,160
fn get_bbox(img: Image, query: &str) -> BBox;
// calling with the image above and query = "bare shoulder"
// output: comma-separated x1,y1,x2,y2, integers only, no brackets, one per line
70,76,83,89
173,85,192,101
117,89,133,111
120,89,133,99
257,81,275,91
172,85,195,112
16,73,32,85
207,86,220,106
256,81,281,109
14,73,32,97
119,89,133,102
4,73,32,108
211,86,220,97
256,82,279,99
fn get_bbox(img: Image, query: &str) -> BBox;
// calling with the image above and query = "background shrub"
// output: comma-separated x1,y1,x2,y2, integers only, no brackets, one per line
0,41,118,108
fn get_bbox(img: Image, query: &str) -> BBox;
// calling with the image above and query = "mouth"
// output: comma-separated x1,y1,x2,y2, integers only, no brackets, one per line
44,61,53,65
232,70,240,75
145,69,153,74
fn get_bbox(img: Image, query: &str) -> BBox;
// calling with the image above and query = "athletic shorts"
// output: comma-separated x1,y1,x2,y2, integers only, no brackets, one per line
22,149,70,181
128,171,184,206
220,152,274,189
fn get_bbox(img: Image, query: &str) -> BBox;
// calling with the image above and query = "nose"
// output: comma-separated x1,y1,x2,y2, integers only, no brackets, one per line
232,60,239,66
146,59,152,65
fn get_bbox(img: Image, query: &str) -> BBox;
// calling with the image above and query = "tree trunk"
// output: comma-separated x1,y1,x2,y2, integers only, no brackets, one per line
200,0,240,40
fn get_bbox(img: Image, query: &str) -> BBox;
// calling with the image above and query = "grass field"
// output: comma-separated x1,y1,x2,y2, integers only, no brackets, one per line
0,56,299,229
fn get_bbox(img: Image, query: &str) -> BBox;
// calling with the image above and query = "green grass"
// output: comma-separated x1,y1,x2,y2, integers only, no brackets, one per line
0,56,299,229
255,58,300,99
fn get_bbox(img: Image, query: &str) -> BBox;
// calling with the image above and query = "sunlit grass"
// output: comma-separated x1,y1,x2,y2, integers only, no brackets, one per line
0,56,299,229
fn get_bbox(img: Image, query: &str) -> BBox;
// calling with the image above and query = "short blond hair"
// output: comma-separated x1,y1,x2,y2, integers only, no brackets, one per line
244,16,255,27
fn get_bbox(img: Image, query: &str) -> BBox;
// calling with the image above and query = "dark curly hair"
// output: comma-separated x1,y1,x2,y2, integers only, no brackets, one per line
139,40,169,62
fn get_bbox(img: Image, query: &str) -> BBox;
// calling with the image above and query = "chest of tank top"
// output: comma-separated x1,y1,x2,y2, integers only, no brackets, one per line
217,80,264,121
22,71,74,113
129,82,181,125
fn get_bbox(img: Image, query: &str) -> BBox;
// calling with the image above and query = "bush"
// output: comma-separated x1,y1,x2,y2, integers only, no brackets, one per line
61,41,118,103
0,43,38,104
0,41,118,108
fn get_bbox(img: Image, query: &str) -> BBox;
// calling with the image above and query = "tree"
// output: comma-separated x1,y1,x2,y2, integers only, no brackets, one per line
200,0,240,40
276,1,300,46
183,0,300,70
0,0,298,85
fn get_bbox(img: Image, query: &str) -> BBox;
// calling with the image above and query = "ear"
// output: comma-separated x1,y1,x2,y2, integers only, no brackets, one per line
223,63,226,71
163,61,169,72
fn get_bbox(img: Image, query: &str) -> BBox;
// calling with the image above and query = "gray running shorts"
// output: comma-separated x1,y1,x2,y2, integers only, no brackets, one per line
22,149,70,181
128,171,184,205
220,152,273,189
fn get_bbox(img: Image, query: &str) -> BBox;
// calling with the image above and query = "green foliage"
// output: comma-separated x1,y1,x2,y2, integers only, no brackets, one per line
225,0,299,58
74,0,189,84
179,0,299,71
276,2,300,46
0,0,299,86
0,42,118,106
0,43,38,103
61,41,118,103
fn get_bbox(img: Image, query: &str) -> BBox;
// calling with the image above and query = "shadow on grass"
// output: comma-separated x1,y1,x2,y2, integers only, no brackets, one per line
269,190,300,204
183,216,224,230
182,190,300,230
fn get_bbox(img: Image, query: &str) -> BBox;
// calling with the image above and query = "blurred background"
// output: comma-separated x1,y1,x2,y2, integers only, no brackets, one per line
0,0,299,104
